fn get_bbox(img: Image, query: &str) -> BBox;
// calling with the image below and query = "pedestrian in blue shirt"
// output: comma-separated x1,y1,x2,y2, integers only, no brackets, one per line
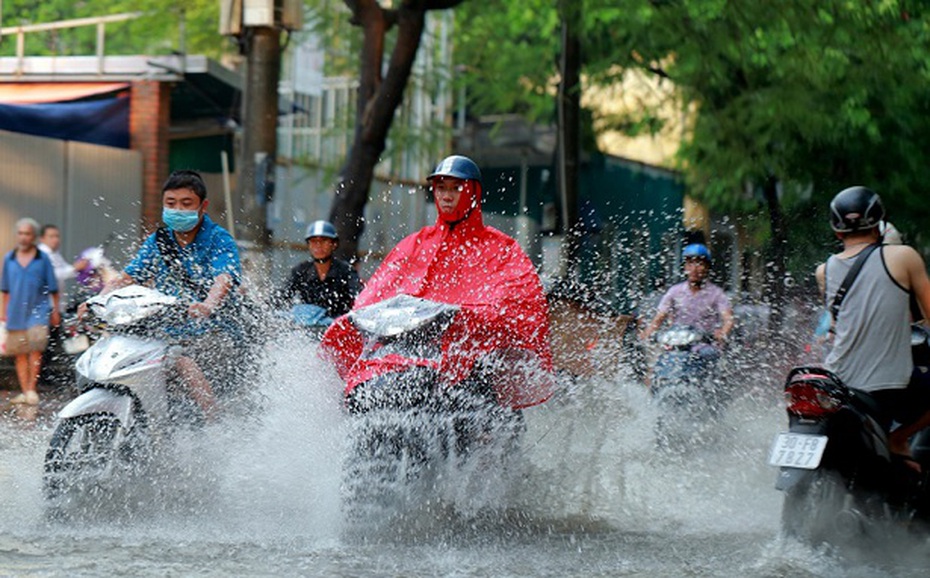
86,170,243,418
1,217,60,405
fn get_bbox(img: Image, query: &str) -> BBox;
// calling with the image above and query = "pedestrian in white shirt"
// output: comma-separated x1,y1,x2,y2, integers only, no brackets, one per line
38,224,88,312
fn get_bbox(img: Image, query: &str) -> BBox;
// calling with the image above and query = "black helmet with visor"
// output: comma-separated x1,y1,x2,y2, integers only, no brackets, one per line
829,186,885,233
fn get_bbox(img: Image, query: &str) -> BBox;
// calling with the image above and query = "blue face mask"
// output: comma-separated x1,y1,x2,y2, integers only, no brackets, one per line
162,208,202,233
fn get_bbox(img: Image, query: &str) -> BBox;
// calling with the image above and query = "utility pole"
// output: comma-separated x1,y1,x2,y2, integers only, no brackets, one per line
238,24,280,249
219,0,300,291
219,0,301,249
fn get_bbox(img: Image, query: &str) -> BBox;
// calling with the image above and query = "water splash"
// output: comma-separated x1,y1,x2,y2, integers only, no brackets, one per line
0,305,920,575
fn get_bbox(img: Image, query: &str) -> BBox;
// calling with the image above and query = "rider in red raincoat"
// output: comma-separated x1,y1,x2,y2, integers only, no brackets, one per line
321,155,554,410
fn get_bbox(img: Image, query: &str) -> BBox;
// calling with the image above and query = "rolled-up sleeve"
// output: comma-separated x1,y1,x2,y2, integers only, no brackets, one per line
124,235,158,284
209,232,242,285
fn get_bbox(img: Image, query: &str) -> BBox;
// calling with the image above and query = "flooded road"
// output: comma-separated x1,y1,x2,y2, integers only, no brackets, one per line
1,333,928,577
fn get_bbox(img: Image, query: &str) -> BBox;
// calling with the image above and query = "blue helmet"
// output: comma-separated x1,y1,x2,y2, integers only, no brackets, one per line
427,155,482,186
682,243,712,263
305,220,338,240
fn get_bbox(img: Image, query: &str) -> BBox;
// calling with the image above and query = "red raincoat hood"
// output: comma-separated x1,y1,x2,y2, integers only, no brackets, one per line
434,179,480,224
321,211,554,409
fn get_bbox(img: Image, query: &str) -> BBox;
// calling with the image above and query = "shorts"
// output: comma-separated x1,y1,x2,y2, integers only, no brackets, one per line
871,370,930,428
5,325,50,356
181,330,253,397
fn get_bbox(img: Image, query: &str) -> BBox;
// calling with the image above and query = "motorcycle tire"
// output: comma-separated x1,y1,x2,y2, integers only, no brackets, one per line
781,469,855,547
342,414,429,527
43,412,150,503
43,413,121,502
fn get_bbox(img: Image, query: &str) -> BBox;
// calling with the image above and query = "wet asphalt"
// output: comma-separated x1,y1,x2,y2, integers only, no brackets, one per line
0,369,74,428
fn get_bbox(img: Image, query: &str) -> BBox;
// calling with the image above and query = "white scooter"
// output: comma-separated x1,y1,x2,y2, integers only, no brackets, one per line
43,286,202,503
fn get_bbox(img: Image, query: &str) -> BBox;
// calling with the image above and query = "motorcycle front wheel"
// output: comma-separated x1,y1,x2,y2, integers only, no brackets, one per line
342,414,429,526
43,412,145,502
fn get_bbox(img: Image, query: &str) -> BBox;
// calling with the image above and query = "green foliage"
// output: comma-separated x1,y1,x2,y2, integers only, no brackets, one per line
454,0,562,121
455,0,930,268
298,1,360,77
0,0,233,58
295,0,454,175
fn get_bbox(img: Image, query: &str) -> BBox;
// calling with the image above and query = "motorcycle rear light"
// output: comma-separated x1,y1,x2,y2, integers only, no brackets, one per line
785,382,843,417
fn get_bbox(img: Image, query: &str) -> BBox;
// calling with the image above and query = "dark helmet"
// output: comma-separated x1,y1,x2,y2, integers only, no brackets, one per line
427,155,482,186
829,186,885,233
305,220,338,240
682,243,712,264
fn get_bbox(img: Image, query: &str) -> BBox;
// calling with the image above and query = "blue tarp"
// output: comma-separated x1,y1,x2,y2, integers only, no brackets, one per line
0,97,129,148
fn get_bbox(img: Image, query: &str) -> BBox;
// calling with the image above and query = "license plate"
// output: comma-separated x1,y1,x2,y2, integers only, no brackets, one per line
768,432,828,469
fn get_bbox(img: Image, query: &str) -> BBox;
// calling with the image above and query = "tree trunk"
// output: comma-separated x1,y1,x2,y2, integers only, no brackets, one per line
330,0,465,263
763,175,788,328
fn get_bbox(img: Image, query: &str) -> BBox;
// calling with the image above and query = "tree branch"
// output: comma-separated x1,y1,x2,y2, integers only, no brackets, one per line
630,50,670,80
422,0,467,9
647,65,670,79
383,8,399,28
346,0,387,133
345,0,361,24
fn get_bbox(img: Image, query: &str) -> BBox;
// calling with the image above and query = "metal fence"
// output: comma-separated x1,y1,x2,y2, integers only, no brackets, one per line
0,129,142,265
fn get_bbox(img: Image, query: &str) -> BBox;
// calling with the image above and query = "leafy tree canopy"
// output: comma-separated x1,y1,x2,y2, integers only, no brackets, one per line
454,0,562,121
455,0,930,262
0,0,234,59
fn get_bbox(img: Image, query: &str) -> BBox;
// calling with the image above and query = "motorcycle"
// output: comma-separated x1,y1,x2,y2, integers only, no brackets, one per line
274,303,333,340
770,324,930,548
649,326,728,448
336,294,526,525
42,286,222,506
35,244,116,388
34,311,101,389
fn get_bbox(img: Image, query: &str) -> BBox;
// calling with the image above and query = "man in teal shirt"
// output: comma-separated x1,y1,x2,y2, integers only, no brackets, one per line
95,170,242,417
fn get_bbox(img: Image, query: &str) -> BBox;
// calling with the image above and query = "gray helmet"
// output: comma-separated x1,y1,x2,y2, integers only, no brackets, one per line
427,155,482,186
829,186,885,233
305,220,338,240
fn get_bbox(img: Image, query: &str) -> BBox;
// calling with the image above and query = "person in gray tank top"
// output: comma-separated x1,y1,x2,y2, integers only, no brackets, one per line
816,186,930,468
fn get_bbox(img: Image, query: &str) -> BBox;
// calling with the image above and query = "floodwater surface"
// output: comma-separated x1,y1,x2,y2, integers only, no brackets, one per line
1,332,927,577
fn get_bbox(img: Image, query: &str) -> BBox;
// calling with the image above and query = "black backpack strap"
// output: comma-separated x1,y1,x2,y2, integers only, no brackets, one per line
154,227,209,301
829,243,880,325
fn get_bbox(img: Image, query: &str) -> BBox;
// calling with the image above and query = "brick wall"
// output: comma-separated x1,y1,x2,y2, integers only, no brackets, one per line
129,81,171,235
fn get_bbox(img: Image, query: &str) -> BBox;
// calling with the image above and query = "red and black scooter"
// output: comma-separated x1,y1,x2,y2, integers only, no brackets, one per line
322,294,536,526
769,325,930,548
